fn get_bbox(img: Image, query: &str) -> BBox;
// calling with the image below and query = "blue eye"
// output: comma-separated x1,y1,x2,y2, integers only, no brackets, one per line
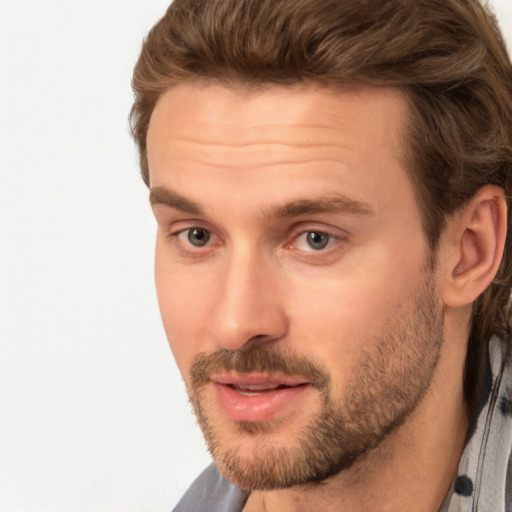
305,231,330,250
186,228,211,247
293,230,337,252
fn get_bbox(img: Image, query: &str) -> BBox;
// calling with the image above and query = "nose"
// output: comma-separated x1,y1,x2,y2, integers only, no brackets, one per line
209,250,289,351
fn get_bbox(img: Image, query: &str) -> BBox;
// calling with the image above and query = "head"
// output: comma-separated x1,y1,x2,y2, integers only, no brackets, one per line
131,0,512,490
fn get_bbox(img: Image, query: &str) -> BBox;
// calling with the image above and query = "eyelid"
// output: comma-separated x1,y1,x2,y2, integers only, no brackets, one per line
166,218,216,236
164,220,223,257
170,225,215,241
164,229,219,264
284,223,349,260
161,219,348,262
288,222,347,242
173,227,212,247
293,230,340,251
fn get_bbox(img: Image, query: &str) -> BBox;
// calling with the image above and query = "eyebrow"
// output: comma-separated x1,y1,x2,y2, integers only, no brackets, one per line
150,186,204,214
149,186,374,218
263,195,374,219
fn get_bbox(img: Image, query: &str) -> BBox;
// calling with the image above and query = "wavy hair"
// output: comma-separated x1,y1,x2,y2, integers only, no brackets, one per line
130,0,512,412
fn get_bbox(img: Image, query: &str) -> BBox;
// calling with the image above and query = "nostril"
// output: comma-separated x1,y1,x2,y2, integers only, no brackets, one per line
248,334,270,343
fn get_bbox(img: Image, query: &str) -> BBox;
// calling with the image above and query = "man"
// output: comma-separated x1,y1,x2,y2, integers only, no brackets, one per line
130,0,512,510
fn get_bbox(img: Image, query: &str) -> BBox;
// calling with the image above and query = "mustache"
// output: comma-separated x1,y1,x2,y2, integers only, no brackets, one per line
189,344,330,391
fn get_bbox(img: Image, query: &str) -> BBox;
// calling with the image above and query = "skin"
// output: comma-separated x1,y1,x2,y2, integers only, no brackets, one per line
147,81,474,512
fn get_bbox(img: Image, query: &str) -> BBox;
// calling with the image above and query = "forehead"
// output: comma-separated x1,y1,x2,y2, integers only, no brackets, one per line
147,81,407,174
146,81,417,227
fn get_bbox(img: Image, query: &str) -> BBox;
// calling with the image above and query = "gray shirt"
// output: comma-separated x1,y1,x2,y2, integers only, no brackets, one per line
174,337,512,512
173,465,248,512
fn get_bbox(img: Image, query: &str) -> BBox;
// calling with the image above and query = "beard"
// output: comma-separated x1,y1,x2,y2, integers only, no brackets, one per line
185,277,443,491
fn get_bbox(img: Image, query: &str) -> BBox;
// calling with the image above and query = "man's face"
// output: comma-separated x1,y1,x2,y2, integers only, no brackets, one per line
147,81,444,490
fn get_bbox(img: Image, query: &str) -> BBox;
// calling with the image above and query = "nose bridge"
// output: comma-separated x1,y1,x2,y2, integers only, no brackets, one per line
210,243,287,350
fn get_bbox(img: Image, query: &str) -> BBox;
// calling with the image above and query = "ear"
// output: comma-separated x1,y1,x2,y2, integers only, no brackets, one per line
442,185,507,308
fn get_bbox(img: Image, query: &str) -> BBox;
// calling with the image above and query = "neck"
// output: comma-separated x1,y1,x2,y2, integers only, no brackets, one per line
243,312,470,512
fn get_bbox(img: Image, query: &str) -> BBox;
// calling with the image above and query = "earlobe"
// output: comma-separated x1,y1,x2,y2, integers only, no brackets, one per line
443,185,507,309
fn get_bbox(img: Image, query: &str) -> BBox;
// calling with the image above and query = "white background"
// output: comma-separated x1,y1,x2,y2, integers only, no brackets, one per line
1,1,511,511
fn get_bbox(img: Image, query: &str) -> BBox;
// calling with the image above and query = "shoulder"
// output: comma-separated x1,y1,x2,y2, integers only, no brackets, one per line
444,337,512,511
173,463,249,512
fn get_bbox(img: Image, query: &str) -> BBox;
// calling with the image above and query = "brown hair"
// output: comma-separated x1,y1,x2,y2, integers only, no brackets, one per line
130,0,512,411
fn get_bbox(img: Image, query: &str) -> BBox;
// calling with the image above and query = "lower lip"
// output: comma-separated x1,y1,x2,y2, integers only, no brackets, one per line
212,382,311,423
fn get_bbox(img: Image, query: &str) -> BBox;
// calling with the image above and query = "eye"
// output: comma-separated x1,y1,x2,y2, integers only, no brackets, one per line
174,227,212,248
294,230,339,251
305,231,329,250
187,227,211,247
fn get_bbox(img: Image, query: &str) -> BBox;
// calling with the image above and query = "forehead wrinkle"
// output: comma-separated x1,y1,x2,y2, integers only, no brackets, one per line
162,138,359,171
169,137,352,153
159,118,361,153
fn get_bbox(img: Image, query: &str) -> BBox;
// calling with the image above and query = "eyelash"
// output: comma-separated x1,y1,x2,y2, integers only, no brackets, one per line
290,230,341,252
168,225,345,258
171,227,215,248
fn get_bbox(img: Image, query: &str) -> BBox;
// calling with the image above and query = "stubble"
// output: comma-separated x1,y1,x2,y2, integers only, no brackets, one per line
186,277,443,490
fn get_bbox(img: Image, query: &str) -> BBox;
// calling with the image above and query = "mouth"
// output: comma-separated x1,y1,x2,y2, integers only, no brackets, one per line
228,382,305,396
209,373,312,422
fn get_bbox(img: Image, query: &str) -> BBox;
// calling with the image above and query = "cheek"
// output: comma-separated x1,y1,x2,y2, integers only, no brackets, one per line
154,246,212,371
286,249,428,379
287,278,380,376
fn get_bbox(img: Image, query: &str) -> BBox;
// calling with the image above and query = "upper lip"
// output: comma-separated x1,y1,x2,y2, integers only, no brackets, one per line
210,373,310,388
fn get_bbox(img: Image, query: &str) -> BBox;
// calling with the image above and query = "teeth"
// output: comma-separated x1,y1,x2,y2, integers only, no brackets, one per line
237,390,266,397
235,383,280,391
225,383,296,396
